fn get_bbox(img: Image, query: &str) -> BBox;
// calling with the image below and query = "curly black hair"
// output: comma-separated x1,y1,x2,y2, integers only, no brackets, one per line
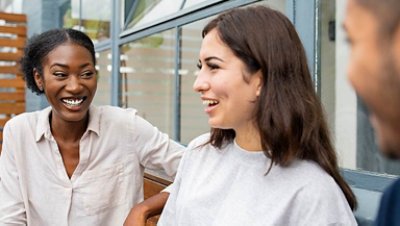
20,28,96,95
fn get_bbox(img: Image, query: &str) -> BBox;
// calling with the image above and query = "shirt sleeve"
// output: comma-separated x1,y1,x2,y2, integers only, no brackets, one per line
0,122,27,225
131,112,184,178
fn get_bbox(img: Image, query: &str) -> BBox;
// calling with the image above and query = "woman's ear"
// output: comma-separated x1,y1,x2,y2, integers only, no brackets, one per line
254,70,263,97
33,68,43,91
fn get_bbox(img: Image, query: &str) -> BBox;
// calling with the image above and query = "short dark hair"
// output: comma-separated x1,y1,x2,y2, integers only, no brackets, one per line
20,28,96,95
202,5,357,210
355,0,400,38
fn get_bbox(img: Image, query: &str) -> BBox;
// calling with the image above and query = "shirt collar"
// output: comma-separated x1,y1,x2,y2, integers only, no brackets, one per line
35,105,100,142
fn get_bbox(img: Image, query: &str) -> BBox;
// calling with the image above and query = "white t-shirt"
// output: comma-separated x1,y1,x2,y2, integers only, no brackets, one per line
158,133,357,226
0,105,183,226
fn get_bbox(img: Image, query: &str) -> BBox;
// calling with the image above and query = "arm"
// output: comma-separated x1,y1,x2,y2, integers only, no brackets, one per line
123,191,169,226
0,123,27,225
133,114,184,177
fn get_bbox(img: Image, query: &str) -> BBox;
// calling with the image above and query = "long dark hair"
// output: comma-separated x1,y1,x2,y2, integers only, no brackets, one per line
202,6,357,210
20,28,96,95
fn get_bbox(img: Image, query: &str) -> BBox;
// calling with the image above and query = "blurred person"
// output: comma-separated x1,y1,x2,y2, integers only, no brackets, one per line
0,28,183,226
157,5,357,226
344,0,400,225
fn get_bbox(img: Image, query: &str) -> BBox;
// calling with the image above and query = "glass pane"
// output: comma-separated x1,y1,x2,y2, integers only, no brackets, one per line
256,0,286,12
125,0,184,30
182,0,215,9
180,19,210,145
121,29,176,135
93,49,111,105
63,0,111,43
62,1,80,29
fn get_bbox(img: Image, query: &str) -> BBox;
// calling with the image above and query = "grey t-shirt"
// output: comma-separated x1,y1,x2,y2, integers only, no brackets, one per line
158,133,357,226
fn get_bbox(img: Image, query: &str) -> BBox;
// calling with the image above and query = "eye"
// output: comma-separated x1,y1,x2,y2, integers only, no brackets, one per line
81,71,95,78
196,62,202,70
207,62,219,70
53,72,67,78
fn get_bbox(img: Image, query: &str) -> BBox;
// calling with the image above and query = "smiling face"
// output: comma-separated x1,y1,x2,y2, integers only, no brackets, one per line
34,42,97,125
193,29,262,133
345,0,400,157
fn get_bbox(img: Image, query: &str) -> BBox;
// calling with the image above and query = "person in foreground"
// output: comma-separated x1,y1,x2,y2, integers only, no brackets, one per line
344,0,400,225
157,5,357,226
0,28,183,225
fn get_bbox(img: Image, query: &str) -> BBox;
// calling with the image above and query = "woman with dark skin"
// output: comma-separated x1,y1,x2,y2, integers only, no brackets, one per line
0,28,183,226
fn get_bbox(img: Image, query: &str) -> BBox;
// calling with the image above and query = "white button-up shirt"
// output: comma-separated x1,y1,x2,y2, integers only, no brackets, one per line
0,105,183,226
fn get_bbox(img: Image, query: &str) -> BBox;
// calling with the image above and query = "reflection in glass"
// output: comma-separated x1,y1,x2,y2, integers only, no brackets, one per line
182,0,209,9
125,0,184,29
63,0,111,43
121,30,176,135
93,49,111,106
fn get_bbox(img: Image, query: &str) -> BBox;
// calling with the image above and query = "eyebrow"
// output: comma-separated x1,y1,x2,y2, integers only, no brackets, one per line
49,62,92,69
204,56,224,63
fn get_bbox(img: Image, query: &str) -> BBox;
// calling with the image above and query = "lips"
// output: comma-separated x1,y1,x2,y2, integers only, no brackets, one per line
202,99,219,107
61,96,86,107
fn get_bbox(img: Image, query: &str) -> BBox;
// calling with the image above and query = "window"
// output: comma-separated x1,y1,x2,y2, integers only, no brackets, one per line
120,29,177,135
92,49,112,106
62,0,111,43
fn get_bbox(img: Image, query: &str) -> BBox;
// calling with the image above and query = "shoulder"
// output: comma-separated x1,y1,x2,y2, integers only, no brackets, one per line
187,133,211,149
277,160,343,200
4,108,45,130
295,160,338,191
376,178,400,225
96,105,138,120
93,105,141,128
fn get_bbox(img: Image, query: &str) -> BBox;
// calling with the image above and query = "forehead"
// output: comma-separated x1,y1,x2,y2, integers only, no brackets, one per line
44,43,94,66
344,0,377,34
200,29,232,58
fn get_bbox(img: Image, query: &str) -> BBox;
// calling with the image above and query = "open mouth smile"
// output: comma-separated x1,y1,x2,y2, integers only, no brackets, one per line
61,97,86,107
202,99,219,107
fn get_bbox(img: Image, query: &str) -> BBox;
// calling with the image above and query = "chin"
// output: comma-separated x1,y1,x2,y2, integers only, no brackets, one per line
380,140,400,160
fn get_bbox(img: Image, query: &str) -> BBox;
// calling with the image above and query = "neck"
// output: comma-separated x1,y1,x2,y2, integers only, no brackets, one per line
50,112,88,143
234,124,262,152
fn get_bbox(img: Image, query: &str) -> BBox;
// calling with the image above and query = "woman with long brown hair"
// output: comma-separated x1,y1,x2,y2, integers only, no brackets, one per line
158,5,357,226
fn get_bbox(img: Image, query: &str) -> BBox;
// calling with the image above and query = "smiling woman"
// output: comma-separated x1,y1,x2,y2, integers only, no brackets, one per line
157,5,357,226
0,28,184,226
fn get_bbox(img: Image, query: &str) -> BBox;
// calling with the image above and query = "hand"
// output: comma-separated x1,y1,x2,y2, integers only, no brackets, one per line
123,205,148,226
124,192,169,226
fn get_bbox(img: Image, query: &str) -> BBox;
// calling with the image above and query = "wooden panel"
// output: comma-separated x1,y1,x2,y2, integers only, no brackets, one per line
0,38,25,48
143,174,171,226
0,51,23,61
0,65,22,74
0,117,11,127
0,78,25,88
0,25,26,36
0,92,24,101
0,12,27,23
0,103,25,114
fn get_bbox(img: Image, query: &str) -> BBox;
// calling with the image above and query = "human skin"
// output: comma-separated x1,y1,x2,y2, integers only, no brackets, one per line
344,0,400,158
193,28,263,152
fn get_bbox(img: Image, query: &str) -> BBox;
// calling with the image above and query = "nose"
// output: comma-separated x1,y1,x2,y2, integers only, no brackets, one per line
193,70,210,93
65,75,82,93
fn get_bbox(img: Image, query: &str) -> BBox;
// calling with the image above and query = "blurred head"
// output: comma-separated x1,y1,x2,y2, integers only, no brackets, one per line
344,0,400,158
20,28,97,123
199,5,356,209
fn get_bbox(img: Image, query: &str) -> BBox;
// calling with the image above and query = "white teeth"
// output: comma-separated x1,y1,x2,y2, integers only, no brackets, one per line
202,100,219,105
63,98,83,106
